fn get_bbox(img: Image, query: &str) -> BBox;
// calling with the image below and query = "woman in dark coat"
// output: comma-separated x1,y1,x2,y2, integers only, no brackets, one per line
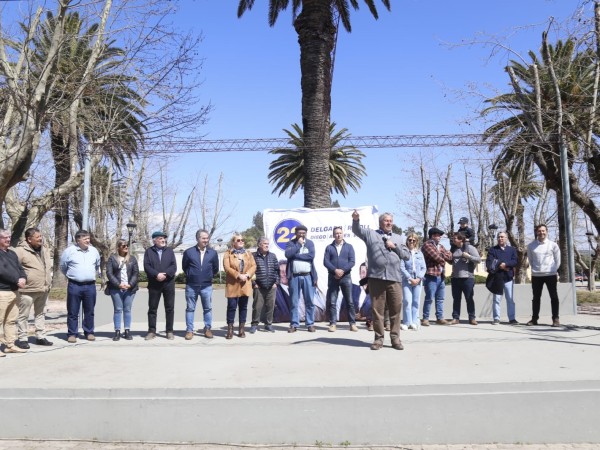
106,239,139,341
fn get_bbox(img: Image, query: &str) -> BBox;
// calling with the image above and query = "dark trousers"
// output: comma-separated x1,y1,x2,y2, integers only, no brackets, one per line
227,296,249,324
451,277,476,320
66,282,96,337
326,274,356,324
368,278,402,343
252,287,275,326
147,283,175,332
531,275,559,320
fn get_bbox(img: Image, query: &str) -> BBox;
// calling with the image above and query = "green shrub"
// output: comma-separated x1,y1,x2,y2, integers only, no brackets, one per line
138,271,148,282
445,275,487,284
474,274,487,284
175,272,187,284
213,271,226,284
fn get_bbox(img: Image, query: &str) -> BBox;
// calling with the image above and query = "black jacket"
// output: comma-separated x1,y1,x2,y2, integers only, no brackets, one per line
143,246,177,287
0,249,26,291
252,250,279,289
106,254,140,292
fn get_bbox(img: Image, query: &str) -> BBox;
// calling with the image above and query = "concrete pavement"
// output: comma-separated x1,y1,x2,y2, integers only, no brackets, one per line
0,287,599,446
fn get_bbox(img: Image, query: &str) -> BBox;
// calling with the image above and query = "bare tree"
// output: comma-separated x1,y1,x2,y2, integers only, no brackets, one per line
1,0,211,286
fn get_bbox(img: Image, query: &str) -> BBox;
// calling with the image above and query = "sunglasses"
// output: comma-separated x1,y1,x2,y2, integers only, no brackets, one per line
235,239,244,242
407,239,416,242
120,245,129,248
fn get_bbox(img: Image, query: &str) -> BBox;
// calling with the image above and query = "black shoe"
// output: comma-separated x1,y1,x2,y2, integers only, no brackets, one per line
123,329,132,340
15,340,30,350
113,330,121,341
35,338,53,346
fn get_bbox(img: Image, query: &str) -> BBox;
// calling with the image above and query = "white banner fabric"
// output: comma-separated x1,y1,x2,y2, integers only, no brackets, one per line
263,206,379,323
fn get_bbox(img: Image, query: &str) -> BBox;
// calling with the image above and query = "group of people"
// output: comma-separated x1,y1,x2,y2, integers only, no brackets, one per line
0,214,562,355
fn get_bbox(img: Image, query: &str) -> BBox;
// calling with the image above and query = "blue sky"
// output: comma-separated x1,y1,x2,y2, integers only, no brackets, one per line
170,0,584,238
0,0,586,240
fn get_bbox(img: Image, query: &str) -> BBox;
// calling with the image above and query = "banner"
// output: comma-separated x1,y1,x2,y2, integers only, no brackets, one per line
263,206,379,323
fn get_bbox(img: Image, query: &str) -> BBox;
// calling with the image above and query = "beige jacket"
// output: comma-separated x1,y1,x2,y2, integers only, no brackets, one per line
14,241,52,293
223,250,256,298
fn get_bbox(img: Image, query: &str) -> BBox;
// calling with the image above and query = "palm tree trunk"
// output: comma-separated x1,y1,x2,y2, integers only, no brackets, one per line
515,200,527,284
294,1,335,208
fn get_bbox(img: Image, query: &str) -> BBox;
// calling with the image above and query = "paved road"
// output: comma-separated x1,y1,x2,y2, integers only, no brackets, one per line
0,441,599,449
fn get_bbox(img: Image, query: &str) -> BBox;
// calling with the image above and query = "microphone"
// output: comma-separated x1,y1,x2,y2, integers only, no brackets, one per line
382,235,392,250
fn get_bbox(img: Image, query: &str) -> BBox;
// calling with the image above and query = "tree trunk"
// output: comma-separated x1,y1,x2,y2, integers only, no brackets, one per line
51,130,70,288
515,200,528,283
294,1,335,209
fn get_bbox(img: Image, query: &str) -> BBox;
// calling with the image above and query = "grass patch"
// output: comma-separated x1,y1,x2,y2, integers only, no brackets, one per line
577,289,600,304
49,287,67,301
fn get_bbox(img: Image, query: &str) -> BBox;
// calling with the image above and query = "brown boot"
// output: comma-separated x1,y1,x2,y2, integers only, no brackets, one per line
226,324,234,340
238,322,246,338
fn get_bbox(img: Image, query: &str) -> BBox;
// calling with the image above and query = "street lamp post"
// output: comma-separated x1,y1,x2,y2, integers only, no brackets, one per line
126,222,137,248
488,223,498,249
217,238,224,284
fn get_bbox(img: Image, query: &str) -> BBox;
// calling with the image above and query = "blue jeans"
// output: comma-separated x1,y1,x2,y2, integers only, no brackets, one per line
451,277,476,320
110,288,136,330
423,275,445,320
185,285,213,331
66,282,96,337
227,296,248,324
402,280,422,326
326,275,355,324
289,274,315,327
493,280,515,321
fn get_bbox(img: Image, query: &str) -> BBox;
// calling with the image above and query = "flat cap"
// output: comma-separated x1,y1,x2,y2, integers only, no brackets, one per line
151,230,168,239
428,227,445,237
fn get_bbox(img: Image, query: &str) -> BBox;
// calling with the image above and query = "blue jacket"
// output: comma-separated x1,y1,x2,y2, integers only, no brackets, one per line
323,241,355,278
400,250,426,282
182,246,219,289
486,245,518,282
285,238,318,282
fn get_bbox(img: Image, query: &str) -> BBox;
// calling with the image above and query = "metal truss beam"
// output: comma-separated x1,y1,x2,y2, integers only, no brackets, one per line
133,134,491,155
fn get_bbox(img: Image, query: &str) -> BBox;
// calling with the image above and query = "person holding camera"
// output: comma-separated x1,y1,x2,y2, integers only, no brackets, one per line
450,231,481,325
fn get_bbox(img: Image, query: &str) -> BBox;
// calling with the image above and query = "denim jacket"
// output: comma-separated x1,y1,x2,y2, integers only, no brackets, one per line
400,250,426,283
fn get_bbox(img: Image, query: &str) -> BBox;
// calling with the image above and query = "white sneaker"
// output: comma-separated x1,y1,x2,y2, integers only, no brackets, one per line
411,323,420,331
400,324,408,331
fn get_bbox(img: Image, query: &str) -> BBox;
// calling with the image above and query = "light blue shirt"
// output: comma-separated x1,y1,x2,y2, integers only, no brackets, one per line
60,244,101,282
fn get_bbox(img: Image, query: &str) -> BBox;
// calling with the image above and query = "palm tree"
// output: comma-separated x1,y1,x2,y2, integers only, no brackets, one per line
238,0,390,208
489,158,542,283
268,122,366,199
482,37,598,281
27,12,146,285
